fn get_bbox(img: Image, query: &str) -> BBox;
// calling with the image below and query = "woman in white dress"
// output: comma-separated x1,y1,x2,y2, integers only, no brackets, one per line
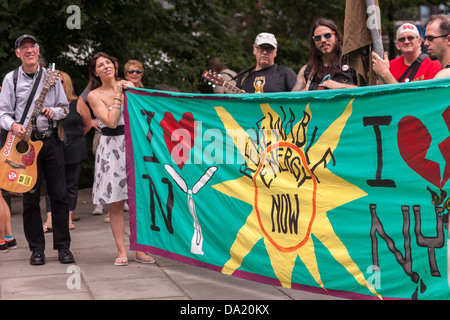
87,52,154,266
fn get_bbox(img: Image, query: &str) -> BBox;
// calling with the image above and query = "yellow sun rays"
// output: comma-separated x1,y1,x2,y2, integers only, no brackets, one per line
213,100,381,299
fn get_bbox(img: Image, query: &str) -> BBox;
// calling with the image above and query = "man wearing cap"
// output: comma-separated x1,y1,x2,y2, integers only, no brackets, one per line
424,14,450,79
235,32,297,93
372,22,441,84
0,34,73,265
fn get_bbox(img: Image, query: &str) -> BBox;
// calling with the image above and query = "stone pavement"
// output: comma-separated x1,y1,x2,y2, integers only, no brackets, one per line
0,188,345,301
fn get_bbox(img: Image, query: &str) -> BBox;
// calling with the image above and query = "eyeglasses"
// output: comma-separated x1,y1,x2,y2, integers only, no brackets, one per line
127,69,143,74
313,31,335,42
255,45,275,53
397,35,418,43
19,44,38,51
423,34,449,42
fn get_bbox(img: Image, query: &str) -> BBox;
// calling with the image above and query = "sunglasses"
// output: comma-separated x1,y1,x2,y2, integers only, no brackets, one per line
313,31,335,42
397,35,417,43
127,69,143,74
255,45,275,53
423,34,449,42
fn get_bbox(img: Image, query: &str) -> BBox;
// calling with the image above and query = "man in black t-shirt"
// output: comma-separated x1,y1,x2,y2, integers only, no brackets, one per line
236,32,297,93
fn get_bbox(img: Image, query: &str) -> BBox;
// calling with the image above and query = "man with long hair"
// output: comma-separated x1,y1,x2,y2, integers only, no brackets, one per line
292,18,357,91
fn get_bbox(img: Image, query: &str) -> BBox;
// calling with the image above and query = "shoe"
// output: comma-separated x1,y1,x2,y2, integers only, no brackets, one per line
0,242,8,254
92,204,103,215
124,202,129,211
72,214,80,221
104,212,110,223
30,250,45,265
7,238,17,249
114,257,128,266
58,248,75,264
134,254,155,264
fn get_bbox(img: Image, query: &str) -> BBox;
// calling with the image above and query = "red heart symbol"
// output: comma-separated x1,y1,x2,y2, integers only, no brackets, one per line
398,107,450,189
160,112,196,169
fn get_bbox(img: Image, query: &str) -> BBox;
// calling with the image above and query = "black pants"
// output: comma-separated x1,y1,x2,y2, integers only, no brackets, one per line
45,161,82,212
23,135,71,251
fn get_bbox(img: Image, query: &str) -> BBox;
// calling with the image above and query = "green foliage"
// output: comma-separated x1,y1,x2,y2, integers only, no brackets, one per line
1,0,447,93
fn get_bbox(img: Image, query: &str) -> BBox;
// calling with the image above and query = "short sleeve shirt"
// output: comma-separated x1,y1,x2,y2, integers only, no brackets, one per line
236,64,297,93
389,56,442,82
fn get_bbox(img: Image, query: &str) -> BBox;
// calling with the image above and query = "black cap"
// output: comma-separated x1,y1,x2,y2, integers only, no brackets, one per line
15,34,37,50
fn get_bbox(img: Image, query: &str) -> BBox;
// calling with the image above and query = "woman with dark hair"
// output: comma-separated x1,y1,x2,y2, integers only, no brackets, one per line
87,52,155,266
292,18,357,91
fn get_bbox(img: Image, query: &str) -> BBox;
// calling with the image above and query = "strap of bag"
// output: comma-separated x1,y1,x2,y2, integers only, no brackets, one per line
19,67,43,125
398,53,427,83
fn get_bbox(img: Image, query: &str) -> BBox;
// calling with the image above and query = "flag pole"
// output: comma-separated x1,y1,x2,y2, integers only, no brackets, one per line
366,0,384,57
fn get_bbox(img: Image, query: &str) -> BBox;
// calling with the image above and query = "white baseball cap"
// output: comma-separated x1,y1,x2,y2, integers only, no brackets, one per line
254,32,277,48
396,23,420,40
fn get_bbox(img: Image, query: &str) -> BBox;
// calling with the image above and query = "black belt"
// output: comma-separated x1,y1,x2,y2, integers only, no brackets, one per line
101,125,124,136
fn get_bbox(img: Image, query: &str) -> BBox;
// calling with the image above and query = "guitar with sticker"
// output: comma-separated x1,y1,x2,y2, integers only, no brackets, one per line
0,69,60,193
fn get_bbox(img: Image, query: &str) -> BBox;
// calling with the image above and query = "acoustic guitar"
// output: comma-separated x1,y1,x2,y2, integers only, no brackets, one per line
0,70,60,193
202,70,246,94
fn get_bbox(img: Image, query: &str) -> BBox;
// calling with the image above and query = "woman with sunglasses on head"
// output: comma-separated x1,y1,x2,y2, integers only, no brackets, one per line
372,22,441,84
292,18,357,91
124,60,144,88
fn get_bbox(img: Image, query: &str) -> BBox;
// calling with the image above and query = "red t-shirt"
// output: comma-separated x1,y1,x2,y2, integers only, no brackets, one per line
390,56,441,82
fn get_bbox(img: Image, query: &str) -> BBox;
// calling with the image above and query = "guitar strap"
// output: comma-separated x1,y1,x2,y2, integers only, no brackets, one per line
18,67,43,125
0,67,42,147
398,53,427,83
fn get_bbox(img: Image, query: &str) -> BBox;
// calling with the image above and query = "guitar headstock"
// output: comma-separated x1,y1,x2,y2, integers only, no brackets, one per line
44,69,60,88
202,70,225,87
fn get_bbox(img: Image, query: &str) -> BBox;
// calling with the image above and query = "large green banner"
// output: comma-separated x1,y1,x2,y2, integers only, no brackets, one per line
124,78,450,300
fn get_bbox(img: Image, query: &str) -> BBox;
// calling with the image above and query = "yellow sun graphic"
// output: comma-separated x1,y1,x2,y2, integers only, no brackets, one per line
213,100,381,299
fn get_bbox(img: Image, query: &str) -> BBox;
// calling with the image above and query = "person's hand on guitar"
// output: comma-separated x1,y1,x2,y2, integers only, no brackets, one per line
11,122,26,139
40,107,54,119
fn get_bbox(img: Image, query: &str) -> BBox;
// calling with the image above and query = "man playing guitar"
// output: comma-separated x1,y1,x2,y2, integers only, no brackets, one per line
0,34,74,266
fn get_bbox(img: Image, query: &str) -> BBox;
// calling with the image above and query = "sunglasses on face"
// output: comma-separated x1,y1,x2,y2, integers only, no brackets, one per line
423,34,449,42
312,31,335,42
397,35,417,43
255,45,275,53
127,69,143,75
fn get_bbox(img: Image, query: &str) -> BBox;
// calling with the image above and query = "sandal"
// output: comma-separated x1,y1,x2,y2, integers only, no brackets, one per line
134,254,155,264
114,257,128,266
43,225,52,233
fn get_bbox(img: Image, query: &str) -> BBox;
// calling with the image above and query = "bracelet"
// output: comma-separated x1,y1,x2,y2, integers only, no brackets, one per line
114,97,122,102
108,105,121,111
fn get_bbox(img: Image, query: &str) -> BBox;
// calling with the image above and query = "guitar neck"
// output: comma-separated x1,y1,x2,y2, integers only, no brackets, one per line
222,81,245,94
22,86,49,142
